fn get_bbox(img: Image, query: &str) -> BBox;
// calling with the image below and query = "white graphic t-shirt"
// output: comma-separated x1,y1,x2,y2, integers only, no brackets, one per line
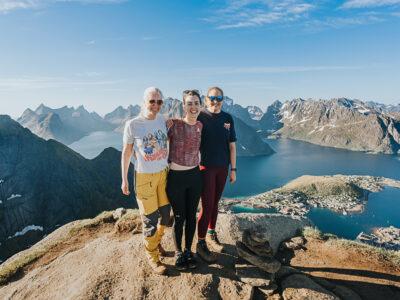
123,114,168,173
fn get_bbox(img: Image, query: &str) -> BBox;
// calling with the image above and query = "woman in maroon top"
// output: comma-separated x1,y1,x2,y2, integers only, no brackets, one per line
166,90,202,271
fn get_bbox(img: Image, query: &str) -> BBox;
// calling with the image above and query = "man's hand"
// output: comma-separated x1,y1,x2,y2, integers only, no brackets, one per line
121,180,130,195
230,170,236,184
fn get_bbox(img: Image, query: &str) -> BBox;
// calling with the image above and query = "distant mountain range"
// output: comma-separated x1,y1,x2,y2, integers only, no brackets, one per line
16,96,400,155
18,104,114,145
18,98,274,157
0,115,135,261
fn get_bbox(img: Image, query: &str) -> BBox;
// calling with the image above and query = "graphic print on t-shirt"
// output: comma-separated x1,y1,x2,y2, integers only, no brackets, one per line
141,129,168,161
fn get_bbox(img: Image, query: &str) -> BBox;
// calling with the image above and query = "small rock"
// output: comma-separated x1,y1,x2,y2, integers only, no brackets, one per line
235,263,274,287
236,241,281,274
113,208,126,220
282,236,306,251
243,229,274,257
281,274,340,300
258,283,278,296
218,277,254,300
266,293,283,300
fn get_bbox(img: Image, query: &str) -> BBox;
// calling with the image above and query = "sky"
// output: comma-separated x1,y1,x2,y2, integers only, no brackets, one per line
0,0,399,118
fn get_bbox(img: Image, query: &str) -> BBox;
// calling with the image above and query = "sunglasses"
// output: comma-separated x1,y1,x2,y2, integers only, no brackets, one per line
208,95,223,102
149,99,163,105
183,89,201,98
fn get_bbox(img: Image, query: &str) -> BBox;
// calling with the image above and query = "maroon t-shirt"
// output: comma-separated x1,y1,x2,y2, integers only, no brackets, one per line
168,119,202,166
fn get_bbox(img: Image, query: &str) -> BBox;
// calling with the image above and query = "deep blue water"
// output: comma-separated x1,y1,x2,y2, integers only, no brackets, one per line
70,133,400,239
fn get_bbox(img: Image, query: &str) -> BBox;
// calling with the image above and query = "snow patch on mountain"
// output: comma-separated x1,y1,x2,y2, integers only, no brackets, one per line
7,194,22,201
8,225,44,239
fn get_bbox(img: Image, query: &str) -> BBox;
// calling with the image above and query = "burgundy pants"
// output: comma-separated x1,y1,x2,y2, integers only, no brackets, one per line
197,166,228,239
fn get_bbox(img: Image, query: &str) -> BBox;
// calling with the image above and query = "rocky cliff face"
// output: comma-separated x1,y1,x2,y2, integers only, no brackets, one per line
0,116,135,261
272,98,400,154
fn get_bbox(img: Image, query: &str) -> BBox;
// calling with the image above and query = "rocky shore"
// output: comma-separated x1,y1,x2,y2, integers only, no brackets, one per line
220,175,400,217
357,226,400,251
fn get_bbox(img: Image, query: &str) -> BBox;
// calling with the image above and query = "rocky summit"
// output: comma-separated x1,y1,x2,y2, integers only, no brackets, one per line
0,209,398,300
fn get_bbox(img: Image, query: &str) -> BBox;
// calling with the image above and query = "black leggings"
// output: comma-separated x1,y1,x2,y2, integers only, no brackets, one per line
166,167,202,253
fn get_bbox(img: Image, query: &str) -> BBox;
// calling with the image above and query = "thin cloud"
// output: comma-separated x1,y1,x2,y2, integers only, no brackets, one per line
0,0,127,13
207,0,315,29
341,0,400,9
0,76,125,91
305,14,384,30
192,65,364,75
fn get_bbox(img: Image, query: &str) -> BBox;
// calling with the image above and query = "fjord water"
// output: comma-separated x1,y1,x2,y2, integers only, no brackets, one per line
70,133,400,239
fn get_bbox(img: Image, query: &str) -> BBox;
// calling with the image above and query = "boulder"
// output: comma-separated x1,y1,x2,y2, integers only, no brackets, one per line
242,229,274,257
235,263,274,287
218,277,254,300
236,241,281,274
217,213,312,254
281,274,340,300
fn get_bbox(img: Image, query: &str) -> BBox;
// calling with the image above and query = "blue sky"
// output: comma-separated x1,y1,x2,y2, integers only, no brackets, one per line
1,0,399,117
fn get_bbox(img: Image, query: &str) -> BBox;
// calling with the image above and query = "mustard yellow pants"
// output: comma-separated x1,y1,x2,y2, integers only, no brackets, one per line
135,168,171,263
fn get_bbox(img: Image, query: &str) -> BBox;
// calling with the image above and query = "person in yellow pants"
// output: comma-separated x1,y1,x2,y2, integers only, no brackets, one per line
121,87,171,275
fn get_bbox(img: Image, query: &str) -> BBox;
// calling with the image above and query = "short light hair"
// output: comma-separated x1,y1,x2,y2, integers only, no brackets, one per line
143,87,164,101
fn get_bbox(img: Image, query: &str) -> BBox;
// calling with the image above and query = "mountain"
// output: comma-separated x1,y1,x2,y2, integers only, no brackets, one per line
104,104,141,132
273,98,400,154
366,101,400,113
258,100,283,133
18,109,83,145
161,97,184,119
233,116,274,156
18,104,114,144
0,115,135,261
247,105,264,120
222,97,259,127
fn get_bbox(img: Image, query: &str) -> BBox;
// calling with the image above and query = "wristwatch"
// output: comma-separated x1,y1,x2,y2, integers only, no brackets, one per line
231,168,237,172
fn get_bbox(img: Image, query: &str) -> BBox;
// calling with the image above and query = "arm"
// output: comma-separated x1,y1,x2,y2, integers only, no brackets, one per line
229,142,237,183
121,143,133,195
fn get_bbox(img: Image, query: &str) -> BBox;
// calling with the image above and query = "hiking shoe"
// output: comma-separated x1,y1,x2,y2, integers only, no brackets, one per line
175,251,188,271
158,244,167,257
196,240,217,263
206,232,224,253
184,249,198,269
148,260,167,275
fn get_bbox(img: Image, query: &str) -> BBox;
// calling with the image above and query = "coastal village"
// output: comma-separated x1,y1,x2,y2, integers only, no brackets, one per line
221,175,400,251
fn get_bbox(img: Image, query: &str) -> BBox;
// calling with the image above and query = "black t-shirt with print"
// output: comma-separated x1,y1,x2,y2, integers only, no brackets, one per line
197,110,237,167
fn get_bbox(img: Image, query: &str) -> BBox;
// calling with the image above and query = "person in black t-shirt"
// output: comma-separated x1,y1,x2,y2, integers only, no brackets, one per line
196,86,237,263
